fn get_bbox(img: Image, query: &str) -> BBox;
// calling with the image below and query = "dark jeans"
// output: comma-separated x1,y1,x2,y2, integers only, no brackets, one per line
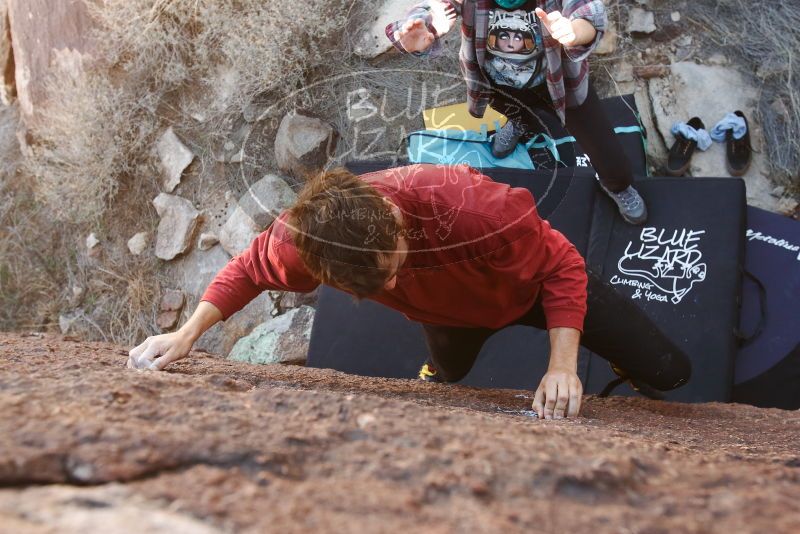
422,271,692,391
489,83,634,192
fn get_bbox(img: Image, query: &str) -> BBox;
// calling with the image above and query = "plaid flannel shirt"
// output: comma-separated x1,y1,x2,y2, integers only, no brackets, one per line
386,0,606,124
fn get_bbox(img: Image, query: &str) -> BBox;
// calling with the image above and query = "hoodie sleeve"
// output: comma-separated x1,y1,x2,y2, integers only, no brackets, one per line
494,186,588,332
200,215,319,320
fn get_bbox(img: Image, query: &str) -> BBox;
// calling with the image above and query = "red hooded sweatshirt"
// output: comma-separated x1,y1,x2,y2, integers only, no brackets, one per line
201,163,587,331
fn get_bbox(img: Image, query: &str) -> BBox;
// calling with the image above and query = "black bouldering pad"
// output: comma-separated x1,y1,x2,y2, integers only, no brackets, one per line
732,206,800,409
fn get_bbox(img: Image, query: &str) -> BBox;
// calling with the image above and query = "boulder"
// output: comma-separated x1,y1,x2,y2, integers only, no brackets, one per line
219,205,260,257
152,193,200,261
353,0,419,58
237,174,297,230
6,0,95,118
274,111,338,182
156,127,194,193
627,8,656,35
648,62,778,210
127,232,148,256
228,305,315,365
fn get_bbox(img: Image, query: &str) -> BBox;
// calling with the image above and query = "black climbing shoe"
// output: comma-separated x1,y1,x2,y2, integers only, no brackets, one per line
599,364,665,400
666,117,704,177
726,110,752,177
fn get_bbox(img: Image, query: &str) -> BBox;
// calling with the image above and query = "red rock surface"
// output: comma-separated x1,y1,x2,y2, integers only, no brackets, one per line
0,332,798,533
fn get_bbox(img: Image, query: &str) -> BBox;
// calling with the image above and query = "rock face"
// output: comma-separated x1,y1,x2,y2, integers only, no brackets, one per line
237,174,297,229
274,111,338,182
127,232,148,256
5,0,95,118
353,0,419,58
648,62,778,210
156,127,194,193
228,305,315,365
218,205,260,257
1,333,799,532
152,193,200,261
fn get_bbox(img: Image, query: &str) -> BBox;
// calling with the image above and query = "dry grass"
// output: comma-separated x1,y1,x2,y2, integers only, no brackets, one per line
24,68,159,223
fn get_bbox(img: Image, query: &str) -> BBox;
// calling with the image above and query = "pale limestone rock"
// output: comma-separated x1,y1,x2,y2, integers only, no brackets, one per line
152,193,200,261
237,174,297,230
85,233,99,250
648,62,777,211
127,232,148,256
274,111,338,181
627,8,656,35
156,127,194,193
219,205,259,257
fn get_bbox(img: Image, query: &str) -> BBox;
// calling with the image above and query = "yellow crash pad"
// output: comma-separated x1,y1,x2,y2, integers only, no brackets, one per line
423,102,507,132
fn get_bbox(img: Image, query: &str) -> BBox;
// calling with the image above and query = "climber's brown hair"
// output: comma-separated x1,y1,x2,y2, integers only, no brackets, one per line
287,167,403,299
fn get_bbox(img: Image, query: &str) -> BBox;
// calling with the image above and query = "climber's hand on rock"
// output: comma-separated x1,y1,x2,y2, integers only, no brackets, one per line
532,369,583,419
127,331,193,371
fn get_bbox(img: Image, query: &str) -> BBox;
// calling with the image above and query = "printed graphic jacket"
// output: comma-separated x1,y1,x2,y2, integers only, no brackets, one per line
201,164,587,331
386,0,607,124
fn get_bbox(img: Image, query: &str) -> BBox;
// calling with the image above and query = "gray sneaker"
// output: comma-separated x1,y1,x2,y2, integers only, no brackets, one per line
491,119,524,158
601,184,648,225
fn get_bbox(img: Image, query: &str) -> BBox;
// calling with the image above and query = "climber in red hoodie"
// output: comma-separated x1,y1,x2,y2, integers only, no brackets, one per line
128,163,690,419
